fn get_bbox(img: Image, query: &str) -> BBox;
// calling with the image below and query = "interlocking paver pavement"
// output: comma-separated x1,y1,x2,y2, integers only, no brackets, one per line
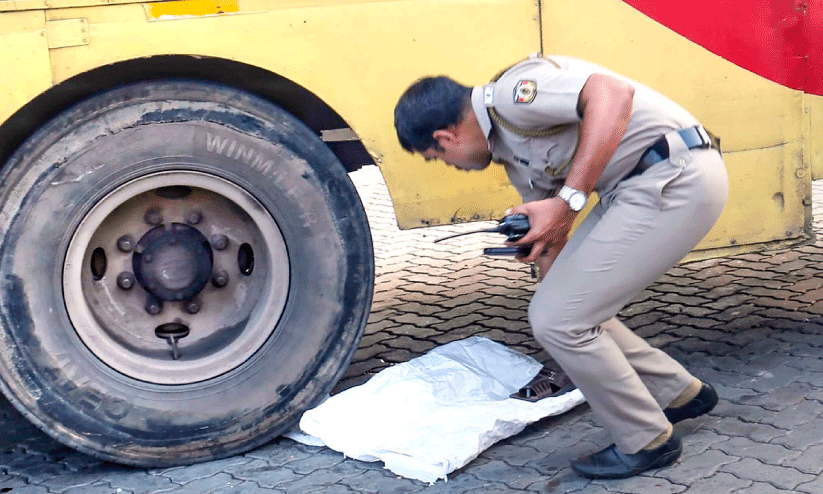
3,167,823,493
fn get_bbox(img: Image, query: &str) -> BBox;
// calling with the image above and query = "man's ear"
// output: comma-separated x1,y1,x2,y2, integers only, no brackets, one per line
432,128,457,149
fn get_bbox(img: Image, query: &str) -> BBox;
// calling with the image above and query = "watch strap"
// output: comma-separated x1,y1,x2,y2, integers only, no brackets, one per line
558,185,586,211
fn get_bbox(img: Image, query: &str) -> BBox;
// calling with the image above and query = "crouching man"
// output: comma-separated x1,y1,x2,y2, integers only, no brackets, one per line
393,54,726,479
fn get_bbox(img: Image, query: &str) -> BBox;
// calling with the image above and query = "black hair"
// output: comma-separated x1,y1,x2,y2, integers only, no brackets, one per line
394,76,472,153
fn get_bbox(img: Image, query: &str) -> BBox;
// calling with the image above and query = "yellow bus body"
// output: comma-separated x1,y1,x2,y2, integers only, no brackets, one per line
0,0,815,260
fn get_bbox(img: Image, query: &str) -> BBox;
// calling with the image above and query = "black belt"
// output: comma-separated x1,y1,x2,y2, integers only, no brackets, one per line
626,126,718,180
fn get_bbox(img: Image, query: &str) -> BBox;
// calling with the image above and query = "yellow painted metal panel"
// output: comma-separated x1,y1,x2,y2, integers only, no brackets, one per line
541,0,810,253
808,93,823,180
0,0,163,12
0,12,51,123
0,0,812,258
699,145,807,247
45,17,88,48
0,0,398,11
44,0,539,228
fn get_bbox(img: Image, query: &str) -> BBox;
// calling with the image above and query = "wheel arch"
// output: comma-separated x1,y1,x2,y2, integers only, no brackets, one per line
0,54,376,174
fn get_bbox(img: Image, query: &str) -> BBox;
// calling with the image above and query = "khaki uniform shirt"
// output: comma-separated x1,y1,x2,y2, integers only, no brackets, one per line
470,54,701,202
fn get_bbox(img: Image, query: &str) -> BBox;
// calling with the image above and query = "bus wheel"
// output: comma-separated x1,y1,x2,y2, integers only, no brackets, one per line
0,81,373,466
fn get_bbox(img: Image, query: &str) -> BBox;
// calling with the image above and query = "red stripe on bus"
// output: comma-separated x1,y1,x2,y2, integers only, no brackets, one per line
623,0,821,95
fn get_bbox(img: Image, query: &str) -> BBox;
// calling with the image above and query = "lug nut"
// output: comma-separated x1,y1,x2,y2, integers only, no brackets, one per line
211,234,229,251
144,209,163,226
184,300,201,314
145,298,163,316
186,211,203,225
212,270,229,288
116,272,135,290
116,235,134,253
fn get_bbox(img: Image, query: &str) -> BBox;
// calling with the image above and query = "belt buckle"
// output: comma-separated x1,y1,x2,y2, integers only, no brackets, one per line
696,126,711,148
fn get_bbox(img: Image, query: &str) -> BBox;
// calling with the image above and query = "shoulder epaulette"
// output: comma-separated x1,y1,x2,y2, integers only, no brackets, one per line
487,55,576,138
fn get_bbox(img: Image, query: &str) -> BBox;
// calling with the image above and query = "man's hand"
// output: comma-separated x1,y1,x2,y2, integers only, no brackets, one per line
507,197,577,263
533,238,567,281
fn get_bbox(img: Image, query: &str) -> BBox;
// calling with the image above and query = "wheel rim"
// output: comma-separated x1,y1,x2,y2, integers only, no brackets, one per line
63,171,290,385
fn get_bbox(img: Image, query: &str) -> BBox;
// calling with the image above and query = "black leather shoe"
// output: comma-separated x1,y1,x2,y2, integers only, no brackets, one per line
571,435,682,479
664,381,718,424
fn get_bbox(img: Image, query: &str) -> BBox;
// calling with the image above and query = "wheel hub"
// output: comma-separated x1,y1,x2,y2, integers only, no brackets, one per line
132,223,213,302
63,171,290,384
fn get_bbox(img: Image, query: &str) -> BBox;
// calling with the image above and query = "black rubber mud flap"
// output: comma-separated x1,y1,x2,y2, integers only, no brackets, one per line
0,81,374,466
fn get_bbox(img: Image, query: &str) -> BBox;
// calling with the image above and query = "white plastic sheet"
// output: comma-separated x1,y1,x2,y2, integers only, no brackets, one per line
286,337,585,483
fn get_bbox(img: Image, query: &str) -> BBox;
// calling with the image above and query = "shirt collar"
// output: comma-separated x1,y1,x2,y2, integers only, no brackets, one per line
470,85,493,144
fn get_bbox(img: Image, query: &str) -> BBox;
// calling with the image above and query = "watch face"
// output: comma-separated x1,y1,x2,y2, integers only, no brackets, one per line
570,193,586,211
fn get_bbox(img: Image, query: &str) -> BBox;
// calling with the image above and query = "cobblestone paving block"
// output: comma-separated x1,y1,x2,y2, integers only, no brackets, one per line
768,417,823,450
35,469,121,494
633,322,678,339
384,324,441,339
242,438,317,465
58,482,128,494
561,486,612,494
710,437,798,465
150,472,246,493
740,367,803,393
221,459,300,489
276,461,366,493
282,447,345,475
382,335,438,353
104,471,180,494
0,476,41,494
796,476,823,494
706,417,788,444
338,468,425,494
656,448,738,486
734,381,816,411
737,481,813,494
782,443,823,475
0,453,67,483
463,487,547,494
525,438,608,477
707,381,754,401
155,456,253,484
757,401,822,430
518,417,602,455
481,443,543,468
681,472,752,493
735,338,791,359
591,474,687,494
675,428,727,457
719,458,815,490
535,469,594,493
468,459,545,490
413,473,493,494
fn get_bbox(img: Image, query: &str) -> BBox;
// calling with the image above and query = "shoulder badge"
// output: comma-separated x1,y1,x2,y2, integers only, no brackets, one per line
514,80,537,104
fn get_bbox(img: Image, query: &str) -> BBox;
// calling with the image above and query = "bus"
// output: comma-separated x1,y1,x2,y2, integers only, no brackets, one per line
0,0,816,466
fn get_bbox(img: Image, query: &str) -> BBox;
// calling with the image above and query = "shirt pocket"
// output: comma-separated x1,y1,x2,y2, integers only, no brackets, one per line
530,127,579,179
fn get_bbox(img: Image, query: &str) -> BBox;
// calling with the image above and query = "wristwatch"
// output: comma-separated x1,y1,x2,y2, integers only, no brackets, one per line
557,185,587,212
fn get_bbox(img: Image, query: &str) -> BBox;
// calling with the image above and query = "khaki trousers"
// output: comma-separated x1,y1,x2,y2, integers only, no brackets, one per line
529,134,728,454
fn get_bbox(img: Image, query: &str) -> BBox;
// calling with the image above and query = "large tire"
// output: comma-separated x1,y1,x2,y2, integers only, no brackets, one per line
0,81,374,466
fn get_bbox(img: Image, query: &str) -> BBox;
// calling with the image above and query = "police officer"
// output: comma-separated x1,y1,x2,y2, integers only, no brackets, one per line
394,54,727,479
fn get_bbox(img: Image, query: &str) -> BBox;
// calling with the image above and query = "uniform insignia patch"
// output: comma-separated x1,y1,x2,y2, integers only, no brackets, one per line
514,80,537,104
484,84,495,106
